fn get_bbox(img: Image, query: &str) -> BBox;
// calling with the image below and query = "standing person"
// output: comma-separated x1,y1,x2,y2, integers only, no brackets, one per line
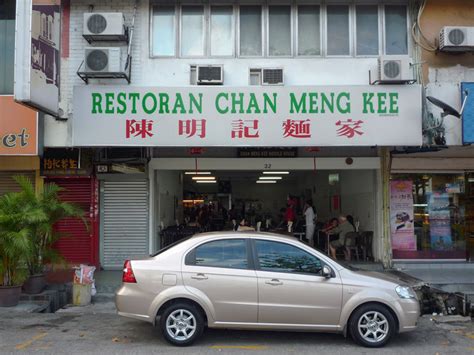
304,200,316,247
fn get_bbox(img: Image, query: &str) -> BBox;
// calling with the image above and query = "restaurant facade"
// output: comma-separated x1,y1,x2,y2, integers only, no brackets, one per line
21,0,472,269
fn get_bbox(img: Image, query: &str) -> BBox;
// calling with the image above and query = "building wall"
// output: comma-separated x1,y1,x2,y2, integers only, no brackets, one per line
419,0,474,83
45,0,411,147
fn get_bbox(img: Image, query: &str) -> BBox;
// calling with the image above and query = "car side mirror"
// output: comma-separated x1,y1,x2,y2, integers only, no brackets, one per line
322,265,332,279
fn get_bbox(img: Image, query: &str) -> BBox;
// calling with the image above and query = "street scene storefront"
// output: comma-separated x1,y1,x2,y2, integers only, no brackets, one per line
73,85,422,269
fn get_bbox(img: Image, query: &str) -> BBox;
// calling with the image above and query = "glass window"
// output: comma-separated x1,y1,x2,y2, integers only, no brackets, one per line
181,6,204,56
356,5,379,56
327,5,350,56
298,6,320,56
385,5,408,55
211,6,233,56
239,6,262,56
390,174,469,260
268,6,291,56
0,0,15,94
152,6,176,56
193,239,248,269
255,240,322,275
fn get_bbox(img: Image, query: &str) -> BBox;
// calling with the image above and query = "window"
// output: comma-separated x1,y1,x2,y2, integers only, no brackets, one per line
385,5,408,55
327,5,350,55
150,4,408,59
268,6,291,56
239,6,262,56
0,0,15,94
356,5,379,56
298,5,320,56
211,6,234,56
190,239,248,269
255,240,322,275
181,6,205,57
152,6,175,56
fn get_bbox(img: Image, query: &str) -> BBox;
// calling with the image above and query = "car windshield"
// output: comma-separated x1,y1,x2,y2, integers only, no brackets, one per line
150,236,192,257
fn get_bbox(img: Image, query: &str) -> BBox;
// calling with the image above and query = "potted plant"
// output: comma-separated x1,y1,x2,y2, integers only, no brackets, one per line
13,176,86,294
0,190,31,306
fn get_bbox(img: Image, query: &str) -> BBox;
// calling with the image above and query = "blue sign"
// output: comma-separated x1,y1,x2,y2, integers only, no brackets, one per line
462,82,474,144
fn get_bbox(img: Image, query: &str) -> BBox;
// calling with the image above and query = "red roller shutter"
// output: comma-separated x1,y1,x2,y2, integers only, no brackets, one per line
47,177,98,267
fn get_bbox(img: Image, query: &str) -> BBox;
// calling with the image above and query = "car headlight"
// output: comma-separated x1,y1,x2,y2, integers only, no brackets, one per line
395,285,416,299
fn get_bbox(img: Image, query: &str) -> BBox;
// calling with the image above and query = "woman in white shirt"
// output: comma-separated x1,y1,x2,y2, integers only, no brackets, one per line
304,200,316,247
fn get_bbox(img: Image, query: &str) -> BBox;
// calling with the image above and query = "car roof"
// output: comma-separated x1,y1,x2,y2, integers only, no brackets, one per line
189,231,298,243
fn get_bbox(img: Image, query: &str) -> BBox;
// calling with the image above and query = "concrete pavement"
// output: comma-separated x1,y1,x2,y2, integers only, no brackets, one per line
0,299,473,354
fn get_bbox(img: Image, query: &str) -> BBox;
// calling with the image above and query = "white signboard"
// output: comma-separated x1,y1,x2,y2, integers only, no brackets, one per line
14,0,60,116
73,85,422,147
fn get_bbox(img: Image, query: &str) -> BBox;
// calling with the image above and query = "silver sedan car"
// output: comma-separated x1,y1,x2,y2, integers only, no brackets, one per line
116,232,419,347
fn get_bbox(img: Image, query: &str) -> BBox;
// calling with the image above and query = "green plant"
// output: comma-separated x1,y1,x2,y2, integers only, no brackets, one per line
13,176,87,276
0,190,32,286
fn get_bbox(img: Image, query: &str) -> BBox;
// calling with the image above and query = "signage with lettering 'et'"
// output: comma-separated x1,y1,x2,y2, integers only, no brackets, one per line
0,96,38,155
73,85,422,147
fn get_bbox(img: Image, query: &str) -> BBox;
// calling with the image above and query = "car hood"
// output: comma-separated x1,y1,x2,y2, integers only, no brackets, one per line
341,269,414,288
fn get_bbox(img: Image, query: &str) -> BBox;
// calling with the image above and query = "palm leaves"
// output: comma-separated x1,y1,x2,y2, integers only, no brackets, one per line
0,176,87,286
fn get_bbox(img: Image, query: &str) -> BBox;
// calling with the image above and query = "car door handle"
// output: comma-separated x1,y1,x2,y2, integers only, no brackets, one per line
191,273,208,280
265,279,283,286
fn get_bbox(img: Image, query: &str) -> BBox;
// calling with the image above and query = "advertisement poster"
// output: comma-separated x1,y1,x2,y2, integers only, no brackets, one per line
390,180,416,250
428,193,453,251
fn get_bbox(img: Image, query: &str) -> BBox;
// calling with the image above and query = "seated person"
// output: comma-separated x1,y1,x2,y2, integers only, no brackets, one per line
237,218,255,232
323,215,355,260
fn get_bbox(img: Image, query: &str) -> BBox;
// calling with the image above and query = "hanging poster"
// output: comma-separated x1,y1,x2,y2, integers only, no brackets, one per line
390,181,416,250
428,193,453,251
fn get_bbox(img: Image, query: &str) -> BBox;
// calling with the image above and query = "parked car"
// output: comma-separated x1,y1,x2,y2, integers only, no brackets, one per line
116,232,419,347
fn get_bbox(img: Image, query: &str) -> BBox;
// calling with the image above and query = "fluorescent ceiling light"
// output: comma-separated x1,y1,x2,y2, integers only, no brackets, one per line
196,180,217,184
185,171,211,175
259,176,283,180
256,180,277,184
192,176,215,180
413,204,428,207
262,171,290,174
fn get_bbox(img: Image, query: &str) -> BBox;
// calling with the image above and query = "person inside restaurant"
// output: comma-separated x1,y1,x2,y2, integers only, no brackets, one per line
322,215,356,260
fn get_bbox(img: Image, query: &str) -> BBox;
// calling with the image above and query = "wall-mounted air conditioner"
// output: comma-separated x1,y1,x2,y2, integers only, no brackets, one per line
83,13,127,42
84,47,122,73
377,56,413,83
439,26,474,52
197,65,223,85
262,68,284,85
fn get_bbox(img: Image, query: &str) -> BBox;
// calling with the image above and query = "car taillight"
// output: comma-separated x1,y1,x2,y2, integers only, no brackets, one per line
122,260,137,283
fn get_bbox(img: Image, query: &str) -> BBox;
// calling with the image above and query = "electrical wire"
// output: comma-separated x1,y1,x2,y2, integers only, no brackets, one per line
411,0,437,52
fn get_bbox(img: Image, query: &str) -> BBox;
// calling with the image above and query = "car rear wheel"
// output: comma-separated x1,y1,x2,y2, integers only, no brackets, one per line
349,303,396,348
160,303,204,346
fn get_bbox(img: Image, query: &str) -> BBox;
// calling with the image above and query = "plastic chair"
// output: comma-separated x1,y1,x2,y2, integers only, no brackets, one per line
345,232,361,261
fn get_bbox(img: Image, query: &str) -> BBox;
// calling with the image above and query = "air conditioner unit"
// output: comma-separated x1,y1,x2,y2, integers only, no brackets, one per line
84,47,122,73
439,26,474,52
197,65,223,85
377,56,412,83
262,68,284,85
83,13,126,42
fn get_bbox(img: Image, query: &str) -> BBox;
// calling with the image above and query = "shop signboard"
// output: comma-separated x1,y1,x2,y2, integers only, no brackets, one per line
428,193,453,251
73,85,422,147
461,82,474,144
14,0,60,116
390,180,416,251
237,148,298,158
0,96,38,156
40,148,93,176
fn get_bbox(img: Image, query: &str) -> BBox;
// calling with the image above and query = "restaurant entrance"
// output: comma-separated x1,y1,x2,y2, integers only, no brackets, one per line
149,157,382,261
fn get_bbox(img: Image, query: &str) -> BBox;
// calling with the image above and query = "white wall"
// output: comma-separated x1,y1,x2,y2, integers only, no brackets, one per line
155,170,183,228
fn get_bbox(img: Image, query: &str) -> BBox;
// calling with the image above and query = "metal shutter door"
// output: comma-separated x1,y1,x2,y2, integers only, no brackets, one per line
0,171,36,196
49,178,96,266
101,180,149,270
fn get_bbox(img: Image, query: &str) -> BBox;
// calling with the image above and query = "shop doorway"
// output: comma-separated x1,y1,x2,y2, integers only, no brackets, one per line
150,157,381,261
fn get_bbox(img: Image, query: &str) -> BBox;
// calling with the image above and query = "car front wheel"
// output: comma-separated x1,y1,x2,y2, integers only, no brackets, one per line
160,302,204,346
349,303,396,348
